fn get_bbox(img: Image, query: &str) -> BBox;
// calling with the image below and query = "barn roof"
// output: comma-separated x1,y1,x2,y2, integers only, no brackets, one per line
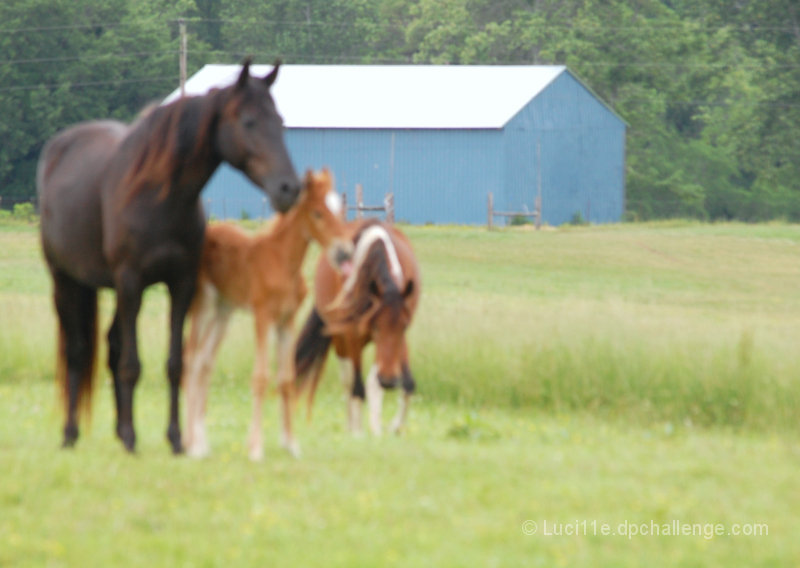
164,64,571,129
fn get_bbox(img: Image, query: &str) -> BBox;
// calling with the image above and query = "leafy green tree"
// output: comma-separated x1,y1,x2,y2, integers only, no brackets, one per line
0,0,193,199
2,0,799,222
218,0,378,64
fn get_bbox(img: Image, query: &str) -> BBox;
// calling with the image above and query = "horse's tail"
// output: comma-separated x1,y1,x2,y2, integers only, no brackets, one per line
294,307,331,418
55,285,99,427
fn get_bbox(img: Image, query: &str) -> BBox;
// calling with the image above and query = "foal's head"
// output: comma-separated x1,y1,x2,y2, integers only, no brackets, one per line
297,168,353,270
214,59,300,213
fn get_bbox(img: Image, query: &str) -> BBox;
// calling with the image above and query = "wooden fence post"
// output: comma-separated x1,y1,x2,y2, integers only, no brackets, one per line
487,192,494,230
384,193,395,223
355,183,364,220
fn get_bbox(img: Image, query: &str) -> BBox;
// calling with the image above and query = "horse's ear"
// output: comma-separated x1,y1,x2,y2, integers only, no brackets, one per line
302,169,316,194
403,280,414,299
264,59,281,87
236,56,253,89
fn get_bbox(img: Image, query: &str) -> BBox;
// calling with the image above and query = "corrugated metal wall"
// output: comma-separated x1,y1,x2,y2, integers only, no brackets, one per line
504,71,626,225
200,70,625,226
289,128,504,225
391,129,503,224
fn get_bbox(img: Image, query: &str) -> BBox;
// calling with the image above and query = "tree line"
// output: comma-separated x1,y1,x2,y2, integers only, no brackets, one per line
2,0,799,221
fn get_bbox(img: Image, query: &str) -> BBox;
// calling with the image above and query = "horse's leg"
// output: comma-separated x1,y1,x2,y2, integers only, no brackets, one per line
337,356,355,429
185,305,231,458
182,283,214,452
182,304,200,453
340,358,366,435
390,362,416,435
365,364,384,436
165,276,197,454
247,308,273,461
107,312,122,421
52,272,97,448
114,268,144,453
275,320,301,458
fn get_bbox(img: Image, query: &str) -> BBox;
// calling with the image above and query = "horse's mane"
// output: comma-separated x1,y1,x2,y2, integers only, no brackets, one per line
325,222,406,331
119,88,226,202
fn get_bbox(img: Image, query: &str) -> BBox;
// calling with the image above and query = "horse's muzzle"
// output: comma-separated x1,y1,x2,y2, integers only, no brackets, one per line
377,374,400,390
265,175,301,213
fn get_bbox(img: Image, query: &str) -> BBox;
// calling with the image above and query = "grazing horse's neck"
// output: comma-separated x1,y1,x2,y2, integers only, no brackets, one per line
341,224,404,298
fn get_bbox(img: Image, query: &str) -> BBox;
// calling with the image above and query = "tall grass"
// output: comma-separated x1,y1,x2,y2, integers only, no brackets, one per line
2,220,799,567
2,221,800,433
405,222,800,433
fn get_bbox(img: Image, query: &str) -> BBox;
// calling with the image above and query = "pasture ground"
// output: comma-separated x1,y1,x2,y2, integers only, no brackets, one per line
1,219,798,566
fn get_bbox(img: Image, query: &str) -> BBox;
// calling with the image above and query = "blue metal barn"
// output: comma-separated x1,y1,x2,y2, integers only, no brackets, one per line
166,64,626,225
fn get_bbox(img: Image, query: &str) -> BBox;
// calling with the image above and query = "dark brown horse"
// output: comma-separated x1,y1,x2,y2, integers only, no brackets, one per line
294,219,420,437
37,59,300,453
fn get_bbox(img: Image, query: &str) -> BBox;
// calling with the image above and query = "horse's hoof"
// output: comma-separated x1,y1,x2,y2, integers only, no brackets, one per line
389,419,405,435
167,428,184,455
282,440,302,459
62,425,79,448
117,424,137,453
186,444,210,459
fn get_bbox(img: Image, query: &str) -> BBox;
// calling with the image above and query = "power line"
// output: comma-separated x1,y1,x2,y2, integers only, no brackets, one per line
4,45,800,70
0,50,178,66
2,16,800,36
0,75,177,93
0,22,124,34
184,17,800,33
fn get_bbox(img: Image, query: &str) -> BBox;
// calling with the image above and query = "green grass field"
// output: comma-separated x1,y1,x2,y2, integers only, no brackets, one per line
1,219,798,566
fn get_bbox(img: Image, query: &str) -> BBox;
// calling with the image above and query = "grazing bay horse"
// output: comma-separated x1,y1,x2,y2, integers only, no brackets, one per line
182,169,353,460
294,219,420,436
37,59,300,453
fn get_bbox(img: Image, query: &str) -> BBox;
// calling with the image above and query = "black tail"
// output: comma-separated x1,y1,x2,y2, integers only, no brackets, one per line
294,307,331,415
53,275,98,446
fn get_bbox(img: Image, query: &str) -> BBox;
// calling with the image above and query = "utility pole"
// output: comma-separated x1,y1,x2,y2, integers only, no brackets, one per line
179,18,187,97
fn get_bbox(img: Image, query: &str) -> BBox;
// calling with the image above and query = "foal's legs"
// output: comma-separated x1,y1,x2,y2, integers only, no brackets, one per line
52,272,97,448
276,321,301,457
184,303,231,458
182,285,210,452
247,308,273,461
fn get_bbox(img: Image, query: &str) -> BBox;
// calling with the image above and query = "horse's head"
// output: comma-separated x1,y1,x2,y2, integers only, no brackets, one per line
215,58,300,213
369,279,416,391
297,168,353,271
325,225,417,391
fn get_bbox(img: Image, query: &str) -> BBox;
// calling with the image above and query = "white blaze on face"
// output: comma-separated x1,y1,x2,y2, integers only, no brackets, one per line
325,190,343,216
340,225,404,297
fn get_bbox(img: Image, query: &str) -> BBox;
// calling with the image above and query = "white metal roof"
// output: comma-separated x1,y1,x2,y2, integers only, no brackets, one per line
163,64,567,129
